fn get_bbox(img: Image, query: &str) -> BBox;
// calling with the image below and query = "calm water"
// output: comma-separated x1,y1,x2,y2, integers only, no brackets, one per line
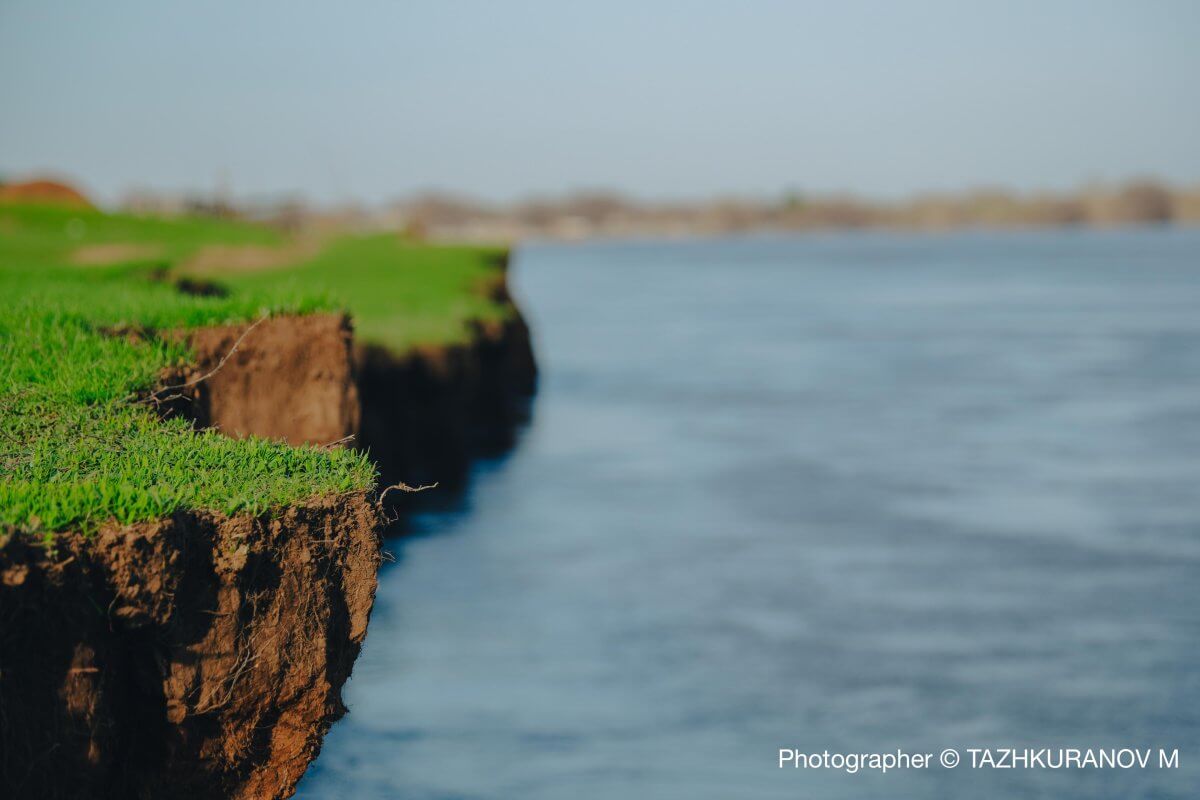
300,230,1200,799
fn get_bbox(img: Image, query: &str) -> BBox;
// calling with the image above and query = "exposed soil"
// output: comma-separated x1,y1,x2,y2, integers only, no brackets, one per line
180,239,323,276
0,256,537,797
1,310,379,799
358,306,537,513
0,494,381,800
0,178,93,209
166,313,361,448
71,242,166,266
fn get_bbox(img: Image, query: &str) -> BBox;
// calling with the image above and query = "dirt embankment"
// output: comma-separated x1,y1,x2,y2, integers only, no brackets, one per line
0,260,538,796
0,314,381,800
0,496,380,799
170,313,361,447
357,265,538,511
0,178,94,209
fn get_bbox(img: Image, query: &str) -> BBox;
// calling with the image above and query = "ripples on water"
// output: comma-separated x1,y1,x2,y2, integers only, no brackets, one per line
300,230,1200,799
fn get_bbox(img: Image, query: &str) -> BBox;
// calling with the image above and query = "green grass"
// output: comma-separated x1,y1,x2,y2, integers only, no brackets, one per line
217,234,513,350
0,202,281,268
0,202,515,350
0,203,514,537
0,206,374,538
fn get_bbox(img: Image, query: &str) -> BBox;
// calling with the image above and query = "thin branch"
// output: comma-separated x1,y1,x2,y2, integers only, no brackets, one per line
157,315,268,393
379,481,438,506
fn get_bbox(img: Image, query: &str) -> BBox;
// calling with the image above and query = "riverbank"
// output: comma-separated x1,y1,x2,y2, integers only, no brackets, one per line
202,234,538,511
0,203,535,797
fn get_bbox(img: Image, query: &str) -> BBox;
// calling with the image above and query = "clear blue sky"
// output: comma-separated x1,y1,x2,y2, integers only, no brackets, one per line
1,0,1197,205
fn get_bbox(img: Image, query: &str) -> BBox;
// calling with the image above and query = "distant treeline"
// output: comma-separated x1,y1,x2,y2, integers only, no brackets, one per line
388,180,1200,241
13,173,1194,242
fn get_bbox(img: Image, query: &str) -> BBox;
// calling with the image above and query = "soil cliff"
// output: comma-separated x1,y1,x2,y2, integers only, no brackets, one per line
0,495,380,799
0,255,538,797
0,314,381,800
356,267,537,510
171,313,361,447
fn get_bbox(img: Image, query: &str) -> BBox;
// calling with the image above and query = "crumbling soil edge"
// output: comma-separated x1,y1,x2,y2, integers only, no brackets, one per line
161,312,361,448
1,314,380,800
0,493,382,800
356,258,538,516
0,255,539,797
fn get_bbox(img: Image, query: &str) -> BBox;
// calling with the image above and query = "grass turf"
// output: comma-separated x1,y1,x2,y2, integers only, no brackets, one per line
0,202,281,268
0,201,514,537
0,205,356,537
212,234,514,351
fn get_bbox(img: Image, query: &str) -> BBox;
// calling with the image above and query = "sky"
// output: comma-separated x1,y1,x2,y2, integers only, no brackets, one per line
1,0,1198,206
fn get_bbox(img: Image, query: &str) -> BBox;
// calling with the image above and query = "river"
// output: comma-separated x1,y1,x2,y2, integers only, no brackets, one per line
299,229,1200,799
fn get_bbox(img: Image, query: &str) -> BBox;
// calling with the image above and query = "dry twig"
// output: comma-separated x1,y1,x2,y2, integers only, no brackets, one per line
157,314,269,394
378,481,438,506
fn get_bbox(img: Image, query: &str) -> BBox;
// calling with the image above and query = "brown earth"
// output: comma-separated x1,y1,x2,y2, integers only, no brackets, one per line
165,313,361,448
0,494,381,799
180,239,323,276
71,242,166,266
0,178,94,209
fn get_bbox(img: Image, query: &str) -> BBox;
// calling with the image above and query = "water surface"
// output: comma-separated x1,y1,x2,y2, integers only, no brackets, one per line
301,230,1200,798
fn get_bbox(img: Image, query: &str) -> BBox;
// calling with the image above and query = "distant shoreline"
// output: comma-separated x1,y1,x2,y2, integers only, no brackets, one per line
8,175,1198,244
384,181,1199,243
